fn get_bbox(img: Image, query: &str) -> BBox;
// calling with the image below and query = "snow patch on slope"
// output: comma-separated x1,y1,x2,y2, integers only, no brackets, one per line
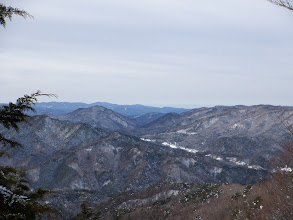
280,166,293,172
226,157,264,170
140,138,198,154
162,142,199,154
176,129,197,135
205,154,223,161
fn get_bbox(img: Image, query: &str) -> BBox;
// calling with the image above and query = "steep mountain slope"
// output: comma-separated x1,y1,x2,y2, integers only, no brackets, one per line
36,132,266,191
12,131,267,210
129,112,165,125
57,105,139,131
137,105,293,168
141,113,181,130
73,144,293,220
0,115,108,167
73,168,293,220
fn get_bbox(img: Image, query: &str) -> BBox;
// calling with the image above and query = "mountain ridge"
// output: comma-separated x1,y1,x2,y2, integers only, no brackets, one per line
57,105,140,132
25,101,190,116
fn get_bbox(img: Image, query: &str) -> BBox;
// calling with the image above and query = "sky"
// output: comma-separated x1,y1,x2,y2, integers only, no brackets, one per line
1,0,293,108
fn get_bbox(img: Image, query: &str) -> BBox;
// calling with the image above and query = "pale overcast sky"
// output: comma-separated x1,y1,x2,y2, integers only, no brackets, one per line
1,0,293,107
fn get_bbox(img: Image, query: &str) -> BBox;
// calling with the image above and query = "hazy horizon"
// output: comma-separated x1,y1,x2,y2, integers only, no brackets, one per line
27,100,292,109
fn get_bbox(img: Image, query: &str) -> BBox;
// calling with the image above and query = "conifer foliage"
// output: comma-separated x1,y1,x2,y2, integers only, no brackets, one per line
0,91,59,219
267,0,293,10
0,3,33,28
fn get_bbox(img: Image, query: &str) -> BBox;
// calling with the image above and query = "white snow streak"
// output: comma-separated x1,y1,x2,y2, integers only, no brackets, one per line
161,142,198,154
140,138,198,154
280,166,293,172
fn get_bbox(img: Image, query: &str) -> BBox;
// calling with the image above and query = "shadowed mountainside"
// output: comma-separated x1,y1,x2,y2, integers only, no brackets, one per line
129,112,165,125
137,105,293,168
0,115,267,195
57,105,140,132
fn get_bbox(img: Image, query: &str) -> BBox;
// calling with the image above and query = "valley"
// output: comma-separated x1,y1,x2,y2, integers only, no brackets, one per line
1,103,292,219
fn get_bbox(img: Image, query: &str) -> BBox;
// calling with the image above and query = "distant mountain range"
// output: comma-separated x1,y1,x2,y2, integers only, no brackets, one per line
29,102,190,116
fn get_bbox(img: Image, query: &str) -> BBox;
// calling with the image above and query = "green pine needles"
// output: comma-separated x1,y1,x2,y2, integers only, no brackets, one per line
0,3,33,28
0,91,59,219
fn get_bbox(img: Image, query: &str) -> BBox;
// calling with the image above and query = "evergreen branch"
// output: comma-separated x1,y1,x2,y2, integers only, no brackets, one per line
0,4,33,28
267,0,293,11
0,93,58,218
0,134,23,149
0,91,56,154
0,150,9,158
0,91,56,131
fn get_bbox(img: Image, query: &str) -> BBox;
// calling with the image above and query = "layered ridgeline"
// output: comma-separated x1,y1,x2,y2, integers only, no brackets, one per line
137,105,293,169
28,102,189,116
0,113,267,192
0,104,292,218
57,105,139,131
